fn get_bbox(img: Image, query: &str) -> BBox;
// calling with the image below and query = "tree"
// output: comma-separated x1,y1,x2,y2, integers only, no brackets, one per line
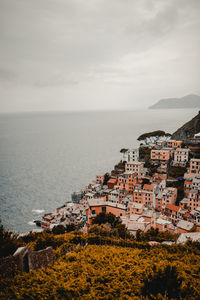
142,265,182,299
103,173,110,185
120,148,128,153
137,130,171,145
0,220,19,258
52,225,66,235
92,212,121,228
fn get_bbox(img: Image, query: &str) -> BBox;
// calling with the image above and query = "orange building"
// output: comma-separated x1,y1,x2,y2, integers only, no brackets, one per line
167,140,183,148
133,184,155,208
151,149,170,168
118,172,139,194
86,199,126,225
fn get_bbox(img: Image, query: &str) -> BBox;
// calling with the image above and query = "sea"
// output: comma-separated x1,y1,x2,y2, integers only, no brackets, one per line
0,109,198,233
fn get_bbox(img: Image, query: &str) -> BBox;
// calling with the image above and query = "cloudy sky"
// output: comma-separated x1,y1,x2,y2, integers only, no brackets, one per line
0,0,200,112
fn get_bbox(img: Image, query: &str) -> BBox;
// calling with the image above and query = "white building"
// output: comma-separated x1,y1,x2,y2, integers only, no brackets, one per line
121,148,139,162
173,148,190,165
125,161,144,177
109,188,119,203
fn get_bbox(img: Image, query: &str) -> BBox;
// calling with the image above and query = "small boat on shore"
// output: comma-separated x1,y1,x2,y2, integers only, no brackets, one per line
34,220,42,227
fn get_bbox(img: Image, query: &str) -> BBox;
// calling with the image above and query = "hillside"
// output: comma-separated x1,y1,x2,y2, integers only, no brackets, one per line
0,230,200,299
172,110,200,140
149,94,200,109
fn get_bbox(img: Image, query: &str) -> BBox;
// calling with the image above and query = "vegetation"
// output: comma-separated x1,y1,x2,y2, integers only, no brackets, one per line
168,166,186,179
1,222,200,299
0,221,20,258
0,232,200,299
167,180,185,205
103,172,111,185
135,228,179,243
137,130,171,145
92,212,121,227
114,161,125,172
139,146,151,163
120,148,128,153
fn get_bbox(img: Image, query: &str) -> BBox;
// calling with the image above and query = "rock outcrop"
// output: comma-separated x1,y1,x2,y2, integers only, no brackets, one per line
172,111,200,140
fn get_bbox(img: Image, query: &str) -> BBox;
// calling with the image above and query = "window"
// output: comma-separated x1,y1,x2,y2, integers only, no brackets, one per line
102,206,106,213
92,209,96,215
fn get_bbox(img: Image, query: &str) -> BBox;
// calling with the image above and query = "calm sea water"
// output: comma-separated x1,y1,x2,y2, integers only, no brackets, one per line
0,109,197,233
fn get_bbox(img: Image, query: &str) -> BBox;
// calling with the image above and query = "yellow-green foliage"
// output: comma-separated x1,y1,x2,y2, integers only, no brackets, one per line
0,241,200,299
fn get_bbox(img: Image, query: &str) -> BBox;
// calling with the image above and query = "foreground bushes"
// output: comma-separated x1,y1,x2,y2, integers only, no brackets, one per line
0,243,200,299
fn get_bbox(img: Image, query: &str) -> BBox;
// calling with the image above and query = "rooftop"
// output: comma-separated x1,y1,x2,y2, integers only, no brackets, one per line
176,220,194,231
165,204,180,212
175,148,190,152
131,202,144,209
177,232,200,244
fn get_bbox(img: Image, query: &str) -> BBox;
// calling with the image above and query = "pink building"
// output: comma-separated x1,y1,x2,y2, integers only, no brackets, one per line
165,204,180,225
142,184,154,208
156,218,174,233
184,180,192,196
188,189,200,211
155,187,177,211
96,174,105,185
189,159,200,174
129,202,144,215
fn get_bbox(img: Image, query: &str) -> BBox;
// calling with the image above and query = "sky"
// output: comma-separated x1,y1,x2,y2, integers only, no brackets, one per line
0,0,200,113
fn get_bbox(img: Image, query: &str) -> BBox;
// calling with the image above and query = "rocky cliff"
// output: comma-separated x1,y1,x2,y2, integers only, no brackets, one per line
172,111,200,140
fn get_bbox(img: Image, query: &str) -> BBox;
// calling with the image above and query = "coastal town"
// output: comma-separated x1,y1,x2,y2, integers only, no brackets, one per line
40,126,200,237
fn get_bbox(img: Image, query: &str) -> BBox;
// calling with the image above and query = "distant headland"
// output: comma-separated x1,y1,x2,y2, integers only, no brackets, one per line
149,94,200,109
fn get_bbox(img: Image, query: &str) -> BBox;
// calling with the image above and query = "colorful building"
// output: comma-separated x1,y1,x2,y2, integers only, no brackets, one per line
151,149,170,168
125,161,144,177
189,159,200,174
173,148,190,165
167,140,183,148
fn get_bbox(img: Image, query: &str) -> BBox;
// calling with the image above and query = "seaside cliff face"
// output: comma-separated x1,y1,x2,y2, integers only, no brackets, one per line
172,111,200,140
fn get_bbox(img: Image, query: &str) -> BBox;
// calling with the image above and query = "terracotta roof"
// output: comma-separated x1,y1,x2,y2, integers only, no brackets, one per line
107,178,117,184
143,184,154,191
185,181,192,185
165,204,180,212
184,212,190,218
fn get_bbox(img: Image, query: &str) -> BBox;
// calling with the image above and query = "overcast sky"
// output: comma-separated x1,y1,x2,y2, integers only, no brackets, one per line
0,0,200,112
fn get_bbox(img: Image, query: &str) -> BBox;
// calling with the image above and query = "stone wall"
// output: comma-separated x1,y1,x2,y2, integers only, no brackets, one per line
0,246,54,278
28,247,54,270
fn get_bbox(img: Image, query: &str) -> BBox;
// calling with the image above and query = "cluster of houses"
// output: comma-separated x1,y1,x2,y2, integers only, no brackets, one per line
41,136,200,237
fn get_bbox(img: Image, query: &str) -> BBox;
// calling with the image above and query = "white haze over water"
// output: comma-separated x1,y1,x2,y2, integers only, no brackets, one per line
0,109,197,233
